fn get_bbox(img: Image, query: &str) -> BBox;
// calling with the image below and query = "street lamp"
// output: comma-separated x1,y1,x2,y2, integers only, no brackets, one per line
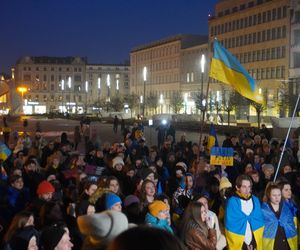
98,77,101,108
200,54,206,102
17,86,27,113
85,81,88,113
159,93,164,114
106,74,111,111
68,77,72,113
184,93,188,114
142,66,147,117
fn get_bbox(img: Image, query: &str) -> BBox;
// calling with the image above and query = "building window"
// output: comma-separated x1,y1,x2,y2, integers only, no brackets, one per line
276,66,281,78
267,29,271,40
257,69,261,80
51,85,54,91
271,67,275,78
267,10,271,22
282,26,286,38
240,4,245,10
281,66,285,78
276,47,280,58
253,14,257,25
51,67,54,71
262,30,266,42
266,68,271,79
253,51,257,61
36,67,39,71
240,18,244,28
283,6,287,18
248,1,254,8
277,27,281,39
59,67,61,72
232,6,238,13
272,28,276,40
23,74,31,81
43,75,47,81
23,67,27,71
271,48,275,59
266,49,270,60
44,67,47,71
257,50,261,61
261,68,265,79
277,7,282,19
249,16,252,26
263,12,266,23
282,46,286,57
258,13,262,24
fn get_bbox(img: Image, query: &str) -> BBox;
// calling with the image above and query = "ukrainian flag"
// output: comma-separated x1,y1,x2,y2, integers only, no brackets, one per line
0,142,11,161
209,39,263,104
207,123,218,152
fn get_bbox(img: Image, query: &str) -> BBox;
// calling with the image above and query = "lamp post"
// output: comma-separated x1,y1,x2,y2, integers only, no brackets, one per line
142,66,147,117
159,94,164,114
17,87,27,114
200,54,206,108
106,74,111,112
68,77,71,113
98,77,101,105
61,80,65,113
85,81,88,113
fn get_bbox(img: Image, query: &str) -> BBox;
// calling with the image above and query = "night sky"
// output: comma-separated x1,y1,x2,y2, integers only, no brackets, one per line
0,0,218,74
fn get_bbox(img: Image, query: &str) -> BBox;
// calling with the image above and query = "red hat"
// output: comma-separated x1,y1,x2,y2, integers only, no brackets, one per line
37,180,55,195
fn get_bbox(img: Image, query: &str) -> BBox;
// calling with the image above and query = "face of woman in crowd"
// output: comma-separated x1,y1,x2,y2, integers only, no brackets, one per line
156,159,163,167
185,176,193,189
281,184,292,200
109,180,119,194
198,197,209,212
200,205,207,222
270,188,281,206
145,182,155,197
86,184,97,196
146,173,155,182
126,170,135,178
28,236,38,250
87,205,95,215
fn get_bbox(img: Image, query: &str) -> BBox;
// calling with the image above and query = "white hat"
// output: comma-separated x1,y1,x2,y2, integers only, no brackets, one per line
176,162,187,172
77,210,129,244
112,156,124,168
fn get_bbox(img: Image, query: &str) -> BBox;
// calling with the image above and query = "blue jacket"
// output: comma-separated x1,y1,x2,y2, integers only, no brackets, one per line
145,213,173,234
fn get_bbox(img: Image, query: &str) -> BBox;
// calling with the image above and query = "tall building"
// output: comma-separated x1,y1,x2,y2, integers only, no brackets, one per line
130,34,208,115
14,56,129,114
209,0,290,118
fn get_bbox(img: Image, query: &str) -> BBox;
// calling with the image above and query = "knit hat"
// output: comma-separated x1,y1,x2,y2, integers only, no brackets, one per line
40,224,66,250
148,200,168,217
77,210,129,243
124,195,140,207
10,226,39,250
105,192,122,210
112,156,124,168
175,162,187,172
219,177,232,191
36,180,55,195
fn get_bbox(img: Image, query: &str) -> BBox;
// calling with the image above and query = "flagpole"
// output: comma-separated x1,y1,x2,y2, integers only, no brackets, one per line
273,93,300,182
198,77,211,155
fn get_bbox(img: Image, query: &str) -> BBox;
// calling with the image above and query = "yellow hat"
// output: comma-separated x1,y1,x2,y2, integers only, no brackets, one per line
148,200,167,217
219,177,232,191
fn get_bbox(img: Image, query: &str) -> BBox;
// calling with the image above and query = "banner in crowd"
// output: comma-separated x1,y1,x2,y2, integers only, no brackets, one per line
210,147,234,166
0,142,11,161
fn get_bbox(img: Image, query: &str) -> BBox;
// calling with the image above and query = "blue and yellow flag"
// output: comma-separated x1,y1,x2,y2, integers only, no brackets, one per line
209,39,263,104
207,123,218,153
0,142,11,161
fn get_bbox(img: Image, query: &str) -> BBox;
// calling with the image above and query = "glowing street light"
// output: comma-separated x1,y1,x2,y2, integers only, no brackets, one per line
68,76,71,88
85,81,88,93
17,86,27,114
142,66,147,116
98,77,101,89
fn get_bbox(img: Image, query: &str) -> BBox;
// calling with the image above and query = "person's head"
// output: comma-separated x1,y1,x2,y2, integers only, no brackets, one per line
108,226,184,250
282,165,292,175
262,164,274,179
4,211,35,243
181,201,208,240
249,170,260,183
36,180,55,202
40,201,64,227
83,181,98,197
24,159,37,173
235,175,252,196
185,173,193,189
244,163,253,175
41,224,73,250
140,168,155,182
112,156,125,171
264,183,281,205
141,180,156,198
196,195,209,212
10,174,24,190
10,226,39,250
148,200,169,220
278,180,292,200
107,176,121,195
105,192,122,212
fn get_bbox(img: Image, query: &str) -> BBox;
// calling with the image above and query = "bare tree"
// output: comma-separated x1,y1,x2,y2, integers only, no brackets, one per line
124,94,139,118
146,92,158,115
222,91,237,126
110,96,124,112
170,91,184,114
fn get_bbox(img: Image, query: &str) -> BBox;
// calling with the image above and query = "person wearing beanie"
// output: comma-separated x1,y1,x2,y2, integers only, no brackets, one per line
27,180,56,227
219,177,232,192
77,210,130,250
9,225,39,250
105,192,122,211
145,200,173,234
41,224,73,250
36,180,55,202
123,195,140,207
112,156,124,171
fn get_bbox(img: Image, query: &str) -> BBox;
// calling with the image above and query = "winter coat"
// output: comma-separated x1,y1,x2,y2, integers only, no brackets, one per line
145,213,173,234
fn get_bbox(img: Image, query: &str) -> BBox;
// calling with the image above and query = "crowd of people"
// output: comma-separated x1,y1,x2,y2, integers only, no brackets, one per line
0,116,300,250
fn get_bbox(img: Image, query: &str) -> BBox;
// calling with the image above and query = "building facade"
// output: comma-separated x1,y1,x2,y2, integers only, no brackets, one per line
130,34,208,115
14,56,129,114
209,0,290,118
